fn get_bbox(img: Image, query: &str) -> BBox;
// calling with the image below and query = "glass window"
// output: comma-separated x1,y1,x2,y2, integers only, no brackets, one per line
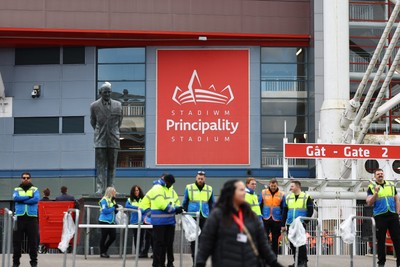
260,47,309,167
62,116,84,133
261,116,307,133
98,48,145,63
98,64,145,81
261,47,305,63
96,81,145,100
63,47,85,64
15,48,60,65
365,159,379,174
97,47,146,168
261,64,306,80
262,99,307,116
14,117,59,134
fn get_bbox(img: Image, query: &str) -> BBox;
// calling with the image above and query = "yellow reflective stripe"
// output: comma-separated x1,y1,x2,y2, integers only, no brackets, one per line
189,184,195,200
146,194,165,201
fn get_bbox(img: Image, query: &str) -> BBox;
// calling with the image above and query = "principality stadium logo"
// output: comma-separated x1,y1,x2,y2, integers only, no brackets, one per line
172,70,234,105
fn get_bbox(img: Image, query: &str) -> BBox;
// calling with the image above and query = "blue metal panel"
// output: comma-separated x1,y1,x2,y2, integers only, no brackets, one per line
0,153,13,169
14,66,61,83
60,81,94,99
61,151,94,168
0,167,311,178
13,136,61,152
13,151,61,169
14,99,62,116
61,98,93,115
62,65,95,82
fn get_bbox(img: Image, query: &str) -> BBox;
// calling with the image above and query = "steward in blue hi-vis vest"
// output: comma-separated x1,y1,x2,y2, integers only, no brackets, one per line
285,192,310,225
99,196,117,224
182,183,214,218
368,181,396,216
13,186,39,216
125,197,143,224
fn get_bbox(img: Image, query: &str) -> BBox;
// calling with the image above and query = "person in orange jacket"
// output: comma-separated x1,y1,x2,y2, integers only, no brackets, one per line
259,178,285,256
322,230,333,255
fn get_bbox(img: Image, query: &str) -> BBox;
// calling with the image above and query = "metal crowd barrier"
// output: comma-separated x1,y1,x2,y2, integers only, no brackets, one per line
78,205,151,267
62,208,80,267
349,216,376,267
82,204,129,258
179,211,200,267
1,208,14,267
295,217,322,267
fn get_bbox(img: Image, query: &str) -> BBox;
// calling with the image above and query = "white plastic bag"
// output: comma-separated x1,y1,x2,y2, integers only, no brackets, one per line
181,214,201,242
288,217,307,247
115,211,128,225
58,212,75,252
339,216,355,244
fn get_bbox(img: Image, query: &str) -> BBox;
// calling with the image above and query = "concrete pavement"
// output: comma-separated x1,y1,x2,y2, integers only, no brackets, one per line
4,254,396,267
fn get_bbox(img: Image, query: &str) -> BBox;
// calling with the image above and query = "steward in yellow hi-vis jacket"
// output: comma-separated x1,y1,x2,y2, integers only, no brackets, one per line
140,174,182,267
182,171,215,262
281,180,313,267
367,168,400,267
244,177,262,218
12,172,40,267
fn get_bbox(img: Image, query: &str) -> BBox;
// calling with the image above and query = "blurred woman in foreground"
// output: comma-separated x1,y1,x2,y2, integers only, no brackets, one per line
195,179,283,267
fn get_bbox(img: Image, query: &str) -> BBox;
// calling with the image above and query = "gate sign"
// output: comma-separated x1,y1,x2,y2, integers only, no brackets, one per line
156,49,249,165
285,143,400,159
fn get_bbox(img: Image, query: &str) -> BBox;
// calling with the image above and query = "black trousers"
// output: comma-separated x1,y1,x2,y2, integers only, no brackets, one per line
13,216,38,266
190,216,206,261
142,228,153,254
133,228,144,254
287,226,308,264
263,218,282,256
133,228,153,255
152,225,175,267
99,222,116,254
375,212,400,265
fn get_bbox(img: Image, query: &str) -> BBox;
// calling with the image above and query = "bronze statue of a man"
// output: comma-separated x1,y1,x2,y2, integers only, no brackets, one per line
90,82,123,194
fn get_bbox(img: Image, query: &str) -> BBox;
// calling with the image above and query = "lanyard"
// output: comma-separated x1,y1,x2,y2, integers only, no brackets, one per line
232,208,244,233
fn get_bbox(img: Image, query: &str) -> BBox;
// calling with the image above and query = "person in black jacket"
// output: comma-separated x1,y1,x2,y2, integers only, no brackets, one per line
195,179,282,267
55,186,75,201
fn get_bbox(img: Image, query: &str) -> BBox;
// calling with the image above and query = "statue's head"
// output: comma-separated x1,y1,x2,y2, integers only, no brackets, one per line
99,82,112,101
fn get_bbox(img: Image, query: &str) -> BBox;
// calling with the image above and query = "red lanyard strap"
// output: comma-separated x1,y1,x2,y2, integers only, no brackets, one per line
232,208,244,232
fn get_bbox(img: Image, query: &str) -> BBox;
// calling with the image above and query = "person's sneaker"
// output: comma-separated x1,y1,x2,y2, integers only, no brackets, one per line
138,253,148,258
100,253,110,258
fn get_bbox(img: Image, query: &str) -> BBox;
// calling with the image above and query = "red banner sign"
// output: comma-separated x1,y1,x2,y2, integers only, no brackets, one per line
285,143,400,159
156,49,249,165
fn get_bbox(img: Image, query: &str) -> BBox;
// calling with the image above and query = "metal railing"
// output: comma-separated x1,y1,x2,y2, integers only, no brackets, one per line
349,4,374,21
62,208,80,267
122,106,145,116
78,205,151,267
349,216,376,267
1,208,14,267
292,217,322,267
179,212,200,267
261,80,307,92
261,152,308,167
